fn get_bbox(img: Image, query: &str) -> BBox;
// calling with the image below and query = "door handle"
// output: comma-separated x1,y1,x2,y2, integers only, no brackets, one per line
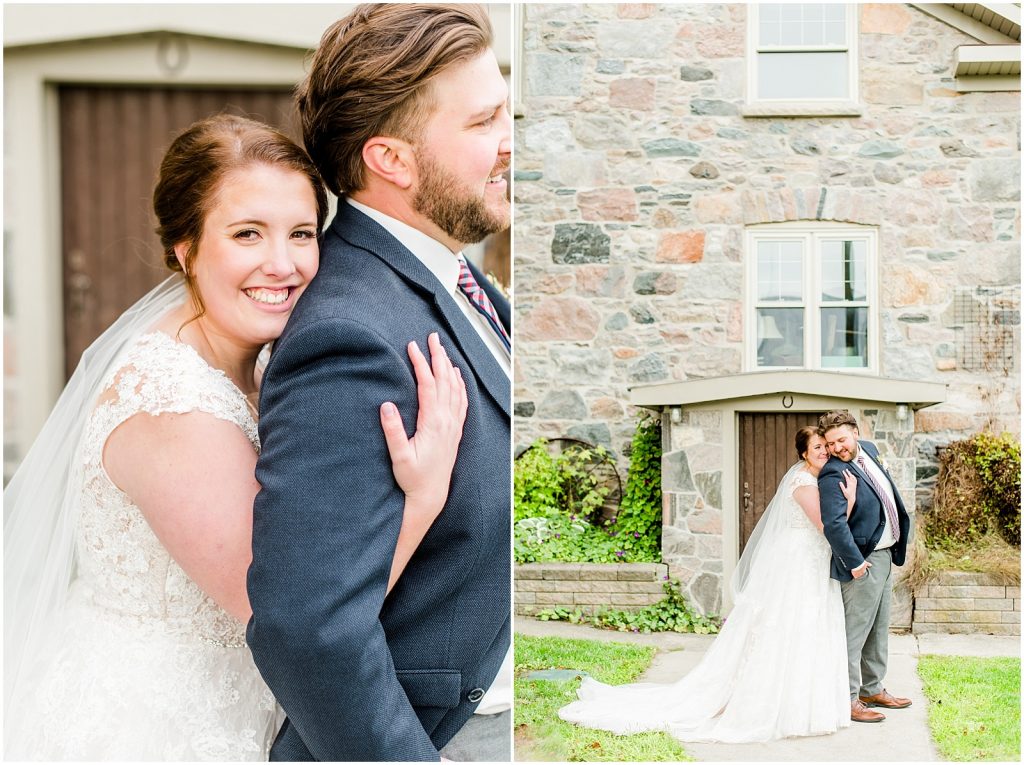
743,481,751,511
67,249,92,323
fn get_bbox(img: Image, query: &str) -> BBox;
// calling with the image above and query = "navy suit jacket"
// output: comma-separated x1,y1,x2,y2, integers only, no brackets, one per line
818,439,911,582
247,201,511,761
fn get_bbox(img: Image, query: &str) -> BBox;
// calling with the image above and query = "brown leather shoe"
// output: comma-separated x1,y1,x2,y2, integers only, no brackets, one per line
859,689,912,709
851,699,885,723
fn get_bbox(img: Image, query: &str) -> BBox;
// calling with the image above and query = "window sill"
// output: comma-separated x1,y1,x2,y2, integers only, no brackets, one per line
741,101,863,118
752,365,878,375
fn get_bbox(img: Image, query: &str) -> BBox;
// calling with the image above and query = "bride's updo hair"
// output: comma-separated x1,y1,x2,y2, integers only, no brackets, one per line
153,114,329,321
795,425,824,461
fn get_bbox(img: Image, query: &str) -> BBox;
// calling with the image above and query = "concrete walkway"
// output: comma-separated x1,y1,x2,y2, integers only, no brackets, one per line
515,616,1019,762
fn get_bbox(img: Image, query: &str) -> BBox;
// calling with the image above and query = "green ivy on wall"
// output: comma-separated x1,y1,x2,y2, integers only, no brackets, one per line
514,414,663,564
613,414,663,561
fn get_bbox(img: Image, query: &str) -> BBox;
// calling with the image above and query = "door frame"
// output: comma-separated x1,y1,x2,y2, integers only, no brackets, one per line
669,392,874,612
5,33,308,464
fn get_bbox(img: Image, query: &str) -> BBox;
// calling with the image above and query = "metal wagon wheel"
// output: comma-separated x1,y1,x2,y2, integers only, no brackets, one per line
534,437,623,526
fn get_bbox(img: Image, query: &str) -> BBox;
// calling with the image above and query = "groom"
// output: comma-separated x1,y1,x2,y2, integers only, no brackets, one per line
247,5,511,761
818,410,912,724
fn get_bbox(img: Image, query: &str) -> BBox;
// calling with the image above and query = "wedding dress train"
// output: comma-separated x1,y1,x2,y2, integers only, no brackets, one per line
5,331,277,760
558,466,850,742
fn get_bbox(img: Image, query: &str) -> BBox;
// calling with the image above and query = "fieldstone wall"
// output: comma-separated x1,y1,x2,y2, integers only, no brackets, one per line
515,562,670,616
914,571,1021,635
661,409,726,615
514,3,1020,484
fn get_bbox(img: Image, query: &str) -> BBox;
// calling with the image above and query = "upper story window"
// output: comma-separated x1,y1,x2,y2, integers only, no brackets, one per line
745,4,860,116
746,224,878,372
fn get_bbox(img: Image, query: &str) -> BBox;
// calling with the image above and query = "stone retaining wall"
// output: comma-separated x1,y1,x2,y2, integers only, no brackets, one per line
913,571,1020,635
515,562,669,616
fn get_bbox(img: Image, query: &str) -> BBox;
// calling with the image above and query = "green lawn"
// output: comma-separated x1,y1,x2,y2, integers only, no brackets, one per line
514,634,692,762
918,655,1020,762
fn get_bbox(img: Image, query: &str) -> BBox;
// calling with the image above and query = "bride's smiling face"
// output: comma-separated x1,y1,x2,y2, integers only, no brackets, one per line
803,434,829,470
179,164,320,349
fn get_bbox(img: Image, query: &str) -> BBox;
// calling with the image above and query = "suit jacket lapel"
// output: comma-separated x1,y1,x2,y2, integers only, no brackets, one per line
330,204,511,418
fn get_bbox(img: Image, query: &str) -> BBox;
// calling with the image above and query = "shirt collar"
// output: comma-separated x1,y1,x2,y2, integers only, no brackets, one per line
346,198,461,295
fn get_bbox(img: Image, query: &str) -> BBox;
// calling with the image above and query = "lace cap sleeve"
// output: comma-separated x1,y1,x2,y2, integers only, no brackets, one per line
91,333,258,450
791,469,818,491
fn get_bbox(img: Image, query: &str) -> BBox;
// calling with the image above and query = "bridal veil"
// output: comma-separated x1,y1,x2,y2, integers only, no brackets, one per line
3,277,187,715
558,462,849,742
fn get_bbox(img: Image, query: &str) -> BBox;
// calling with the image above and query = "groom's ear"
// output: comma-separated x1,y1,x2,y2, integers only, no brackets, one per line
361,137,415,190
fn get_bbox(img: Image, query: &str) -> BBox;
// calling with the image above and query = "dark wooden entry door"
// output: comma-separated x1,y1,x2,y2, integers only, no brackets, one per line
59,85,299,378
737,411,825,554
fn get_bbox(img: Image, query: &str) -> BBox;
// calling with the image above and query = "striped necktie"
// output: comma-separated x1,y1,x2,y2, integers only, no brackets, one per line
857,455,900,542
456,256,510,352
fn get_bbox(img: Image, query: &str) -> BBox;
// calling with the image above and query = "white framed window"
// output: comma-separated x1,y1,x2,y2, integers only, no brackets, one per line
745,223,878,373
745,4,860,116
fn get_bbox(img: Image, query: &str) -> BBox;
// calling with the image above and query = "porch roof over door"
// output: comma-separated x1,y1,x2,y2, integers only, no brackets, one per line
630,370,947,410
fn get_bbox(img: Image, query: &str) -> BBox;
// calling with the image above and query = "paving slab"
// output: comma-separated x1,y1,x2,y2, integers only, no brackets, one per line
915,632,1020,658
679,642,938,762
515,617,1018,762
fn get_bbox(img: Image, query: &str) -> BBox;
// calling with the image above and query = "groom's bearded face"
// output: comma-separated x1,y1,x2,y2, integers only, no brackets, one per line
409,48,511,247
824,425,859,462
412,148,510,245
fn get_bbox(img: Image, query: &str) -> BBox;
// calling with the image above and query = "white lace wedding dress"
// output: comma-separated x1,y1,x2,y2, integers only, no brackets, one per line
559,466,850,742
5,332,278,760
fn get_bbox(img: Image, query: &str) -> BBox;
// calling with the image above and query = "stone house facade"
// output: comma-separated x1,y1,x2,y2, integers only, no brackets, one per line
513,3,1020,619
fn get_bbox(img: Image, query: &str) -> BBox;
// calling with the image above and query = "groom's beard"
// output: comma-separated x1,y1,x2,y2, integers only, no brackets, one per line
833,442,859,462
413,151,510,246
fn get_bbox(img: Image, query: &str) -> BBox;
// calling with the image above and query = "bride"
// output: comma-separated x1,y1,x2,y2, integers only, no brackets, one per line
4,115,467,760
559,426,859,742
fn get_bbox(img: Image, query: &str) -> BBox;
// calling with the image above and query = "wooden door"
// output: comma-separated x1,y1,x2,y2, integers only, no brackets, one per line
59,85,299,378
737,411,824,553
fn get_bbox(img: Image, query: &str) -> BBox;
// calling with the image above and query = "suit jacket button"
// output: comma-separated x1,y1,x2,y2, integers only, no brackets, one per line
467,688,485,703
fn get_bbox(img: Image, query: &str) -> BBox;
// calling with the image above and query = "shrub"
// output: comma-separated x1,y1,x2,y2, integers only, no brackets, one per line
929,432,1021,547
513,440,620,563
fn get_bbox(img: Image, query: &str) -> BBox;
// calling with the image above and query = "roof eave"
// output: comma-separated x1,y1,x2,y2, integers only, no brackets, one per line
4,28,309,54
630,370,948,410
910,3,1021,43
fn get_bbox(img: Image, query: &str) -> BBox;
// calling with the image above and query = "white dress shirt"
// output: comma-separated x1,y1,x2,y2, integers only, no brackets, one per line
346,198,512,715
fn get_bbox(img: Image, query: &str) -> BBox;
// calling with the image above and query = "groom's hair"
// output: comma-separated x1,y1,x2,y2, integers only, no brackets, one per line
819,409,859,433
297,3,493,196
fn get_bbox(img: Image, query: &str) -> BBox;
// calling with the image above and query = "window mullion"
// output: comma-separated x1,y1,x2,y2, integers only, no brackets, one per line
807,232,819,369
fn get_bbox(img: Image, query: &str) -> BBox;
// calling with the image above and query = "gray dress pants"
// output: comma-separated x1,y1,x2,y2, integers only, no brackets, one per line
840,547,893,699
439,710,511,761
